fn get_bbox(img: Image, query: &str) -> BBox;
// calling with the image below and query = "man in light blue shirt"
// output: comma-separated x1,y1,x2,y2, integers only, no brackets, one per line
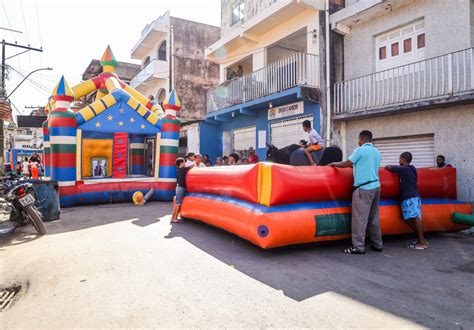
329,130,382,254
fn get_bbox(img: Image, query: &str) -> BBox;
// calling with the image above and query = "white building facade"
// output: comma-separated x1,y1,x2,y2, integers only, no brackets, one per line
331,0,474,202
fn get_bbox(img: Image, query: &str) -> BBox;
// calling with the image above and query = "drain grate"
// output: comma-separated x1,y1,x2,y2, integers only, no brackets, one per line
0,286,21,312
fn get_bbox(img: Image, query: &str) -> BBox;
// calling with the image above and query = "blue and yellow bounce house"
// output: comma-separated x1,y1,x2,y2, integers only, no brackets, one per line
42,46,181,207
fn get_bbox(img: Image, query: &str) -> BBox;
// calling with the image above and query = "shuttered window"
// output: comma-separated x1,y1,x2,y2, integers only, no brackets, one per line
270,115,314,148
374,135,435,168
232,126,256,152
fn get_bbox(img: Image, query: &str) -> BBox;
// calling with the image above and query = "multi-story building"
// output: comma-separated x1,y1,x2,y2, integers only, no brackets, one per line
330,0,474,202
130,11,221,154
201,0,324,161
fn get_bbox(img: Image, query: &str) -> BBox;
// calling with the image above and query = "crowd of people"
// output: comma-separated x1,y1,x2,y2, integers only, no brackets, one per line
183,147,260,169
15,151,43,180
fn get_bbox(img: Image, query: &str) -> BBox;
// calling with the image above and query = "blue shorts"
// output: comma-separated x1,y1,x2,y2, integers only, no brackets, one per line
175,186,186,205
401,197,422,220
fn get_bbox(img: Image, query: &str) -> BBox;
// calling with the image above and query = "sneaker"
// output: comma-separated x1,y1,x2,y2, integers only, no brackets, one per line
342,246,365,254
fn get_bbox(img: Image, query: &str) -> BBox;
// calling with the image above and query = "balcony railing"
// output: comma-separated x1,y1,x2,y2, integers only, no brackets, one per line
334,48,474,116
130,59,168,89
207,52,319,113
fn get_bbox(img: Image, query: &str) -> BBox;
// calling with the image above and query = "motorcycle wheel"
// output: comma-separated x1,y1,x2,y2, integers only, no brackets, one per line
24,205,46,235
9,209,28,227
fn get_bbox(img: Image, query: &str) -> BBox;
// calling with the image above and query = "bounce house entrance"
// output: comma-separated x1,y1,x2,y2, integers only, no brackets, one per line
82,132,156,180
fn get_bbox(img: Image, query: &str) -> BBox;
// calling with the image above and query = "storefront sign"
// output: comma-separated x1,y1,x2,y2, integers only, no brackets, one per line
268,101,304,120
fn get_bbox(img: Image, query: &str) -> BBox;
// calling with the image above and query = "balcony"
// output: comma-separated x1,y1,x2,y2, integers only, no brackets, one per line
130,60,168,91
131,13,169,59
207,52,318,113
333,48,474,119
330,0,408,35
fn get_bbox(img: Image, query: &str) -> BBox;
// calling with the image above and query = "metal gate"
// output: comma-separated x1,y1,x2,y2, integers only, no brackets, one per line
232,126,256,152
374,135,435,167
269,114,314,148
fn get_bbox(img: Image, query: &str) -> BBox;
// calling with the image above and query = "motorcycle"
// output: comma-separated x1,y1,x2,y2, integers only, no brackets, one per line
2,174,46,235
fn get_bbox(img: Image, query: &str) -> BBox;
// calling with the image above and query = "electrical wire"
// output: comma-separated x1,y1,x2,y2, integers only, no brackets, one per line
34,0,43,47
18,0,30,45
34,0,43,84
0,0,17,42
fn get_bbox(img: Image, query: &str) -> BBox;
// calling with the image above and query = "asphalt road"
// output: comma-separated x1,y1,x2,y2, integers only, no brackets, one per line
1,202,473,328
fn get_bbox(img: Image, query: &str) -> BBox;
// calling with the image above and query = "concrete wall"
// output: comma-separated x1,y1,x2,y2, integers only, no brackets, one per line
342,105,474,202
344,0,472,80
221,0,278,36
172,17,221,123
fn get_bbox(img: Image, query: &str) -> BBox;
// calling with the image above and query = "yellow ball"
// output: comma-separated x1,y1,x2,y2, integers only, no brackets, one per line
132,191,145,205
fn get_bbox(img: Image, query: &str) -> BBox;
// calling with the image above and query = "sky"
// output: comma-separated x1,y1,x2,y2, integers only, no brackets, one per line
0,0,221,119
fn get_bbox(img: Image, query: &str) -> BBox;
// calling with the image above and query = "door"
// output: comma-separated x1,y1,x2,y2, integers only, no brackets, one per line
269,114,313,148
145,138,155,176
374,135,434,168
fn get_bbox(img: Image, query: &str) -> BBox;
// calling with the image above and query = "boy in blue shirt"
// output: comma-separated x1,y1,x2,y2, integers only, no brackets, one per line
385,152,429,250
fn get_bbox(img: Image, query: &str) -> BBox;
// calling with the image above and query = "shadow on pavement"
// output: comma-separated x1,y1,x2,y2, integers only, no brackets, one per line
0,202,170,247
166,219,474,328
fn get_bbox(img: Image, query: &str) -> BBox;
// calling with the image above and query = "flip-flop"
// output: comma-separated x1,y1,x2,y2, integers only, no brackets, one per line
171,219,184,224
406,243,428,250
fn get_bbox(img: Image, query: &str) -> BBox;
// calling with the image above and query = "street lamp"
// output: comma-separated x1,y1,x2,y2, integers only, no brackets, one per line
6,67,53,99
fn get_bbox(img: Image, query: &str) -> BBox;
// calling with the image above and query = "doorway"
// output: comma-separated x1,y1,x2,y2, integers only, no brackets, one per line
145,137,155,176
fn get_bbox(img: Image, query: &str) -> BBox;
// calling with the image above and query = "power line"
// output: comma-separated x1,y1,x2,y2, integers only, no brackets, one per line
0,0,17,42
19,0,30,45
34,0,43,47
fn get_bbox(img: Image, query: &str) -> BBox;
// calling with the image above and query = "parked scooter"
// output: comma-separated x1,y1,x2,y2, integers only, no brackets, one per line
2,174,46,235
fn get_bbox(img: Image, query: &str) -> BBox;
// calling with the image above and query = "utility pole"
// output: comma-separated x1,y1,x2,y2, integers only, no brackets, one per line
169,25,174,93
1,40,43,175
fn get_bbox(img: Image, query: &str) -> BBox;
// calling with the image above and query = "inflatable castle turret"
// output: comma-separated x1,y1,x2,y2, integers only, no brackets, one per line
159,90,181,181
48,76,77,187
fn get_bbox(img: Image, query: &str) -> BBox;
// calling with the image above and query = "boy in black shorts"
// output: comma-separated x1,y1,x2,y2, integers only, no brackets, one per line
171,158,193,223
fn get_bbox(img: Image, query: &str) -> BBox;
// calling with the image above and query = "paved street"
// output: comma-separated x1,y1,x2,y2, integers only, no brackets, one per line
1,202,473,328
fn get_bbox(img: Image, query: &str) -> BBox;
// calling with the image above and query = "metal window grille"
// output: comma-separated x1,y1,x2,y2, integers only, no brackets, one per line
270,114,314,148
232,125,256,152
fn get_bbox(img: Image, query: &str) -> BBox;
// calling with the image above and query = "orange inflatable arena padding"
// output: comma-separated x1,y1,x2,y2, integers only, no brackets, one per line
186,164,260,203
180,193,471,249
260,165,457,206
186,163,458,207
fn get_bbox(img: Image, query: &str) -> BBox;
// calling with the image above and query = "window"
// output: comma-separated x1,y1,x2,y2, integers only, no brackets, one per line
391,42,399,56
379,46,387,60
270,115,314,148
403,38,412,53
157,41,167,61
417,33,425,49
375,19,425,72
142,56,151,68
156,88,166,105
232,126,256,153
232,0,245,25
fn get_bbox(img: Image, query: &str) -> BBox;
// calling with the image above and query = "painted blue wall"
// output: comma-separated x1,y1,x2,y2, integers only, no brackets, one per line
200,89,321,162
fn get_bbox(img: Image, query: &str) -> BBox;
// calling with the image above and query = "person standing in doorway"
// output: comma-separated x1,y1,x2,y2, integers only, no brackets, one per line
329,130,382,254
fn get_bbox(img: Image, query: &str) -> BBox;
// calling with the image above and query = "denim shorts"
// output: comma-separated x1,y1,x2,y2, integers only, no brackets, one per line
401,197,422,220
175,186,186,205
